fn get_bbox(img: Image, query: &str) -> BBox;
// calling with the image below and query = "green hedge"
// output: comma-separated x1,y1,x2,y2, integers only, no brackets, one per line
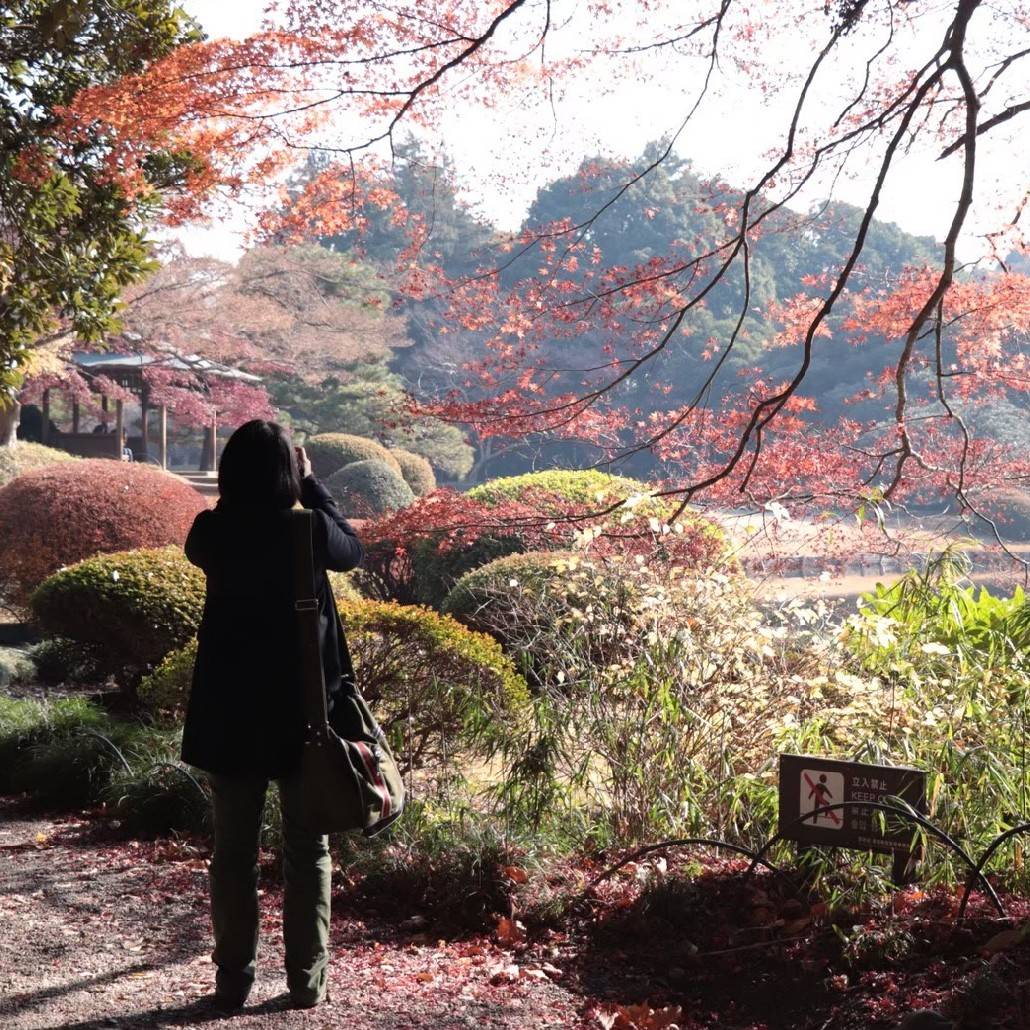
141,599,529,776
442,551,583,619
328,570,363,601
326,459,415,518
306,433,401,479
138,642,198,714
28,638,106,685
467,469,651,510
391,448,437,497
30,546,204,689
338,599,528,772
410,534,527,609
474,471,731,576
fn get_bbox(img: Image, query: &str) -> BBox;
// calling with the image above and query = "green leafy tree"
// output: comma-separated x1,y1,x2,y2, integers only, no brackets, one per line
315,138,494,277
270,364,474,480
0,0,201,443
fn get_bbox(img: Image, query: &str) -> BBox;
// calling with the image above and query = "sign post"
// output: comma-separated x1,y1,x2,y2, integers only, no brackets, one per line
778,754,927,884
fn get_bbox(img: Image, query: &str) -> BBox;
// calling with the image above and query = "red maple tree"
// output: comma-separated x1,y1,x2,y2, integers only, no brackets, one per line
49,0,1030,552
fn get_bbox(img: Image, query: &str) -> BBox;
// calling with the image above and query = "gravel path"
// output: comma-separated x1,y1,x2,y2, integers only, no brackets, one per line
0,812,581,1030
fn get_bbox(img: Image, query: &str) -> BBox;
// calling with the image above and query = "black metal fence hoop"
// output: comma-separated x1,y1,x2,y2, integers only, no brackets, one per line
745,800,1005,917
957,822,1030,922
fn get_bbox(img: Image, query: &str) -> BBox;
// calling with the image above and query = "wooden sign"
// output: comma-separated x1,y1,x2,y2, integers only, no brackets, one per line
778,754,927,855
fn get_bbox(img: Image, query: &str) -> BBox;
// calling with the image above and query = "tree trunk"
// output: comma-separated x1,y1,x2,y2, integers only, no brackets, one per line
158,405,167,469
0,389,19,448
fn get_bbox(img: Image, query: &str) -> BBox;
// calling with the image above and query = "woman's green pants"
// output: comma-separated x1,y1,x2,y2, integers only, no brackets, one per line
208,772,331,1005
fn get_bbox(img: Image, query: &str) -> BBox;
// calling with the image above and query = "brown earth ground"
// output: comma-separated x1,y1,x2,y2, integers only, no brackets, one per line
0,807,581,1030
6,804,1030,1030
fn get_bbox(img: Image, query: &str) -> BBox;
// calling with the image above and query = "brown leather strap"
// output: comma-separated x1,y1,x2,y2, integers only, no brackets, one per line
291,509,330,738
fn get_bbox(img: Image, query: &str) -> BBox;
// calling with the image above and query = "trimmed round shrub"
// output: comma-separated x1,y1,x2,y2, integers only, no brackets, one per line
138,639,199,715
467,469,651,510
390,448,437,497
326,459,415,518
30,546,205,688
141,600,529,777
29,637,106,685
0,441,77,488
0,460,205,607
443,551,586,626
306,433,401,479
467,471,730,571
338,599,529,773
410,534,526,609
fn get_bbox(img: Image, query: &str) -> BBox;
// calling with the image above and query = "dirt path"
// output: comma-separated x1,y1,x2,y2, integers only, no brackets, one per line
0,811,581,1030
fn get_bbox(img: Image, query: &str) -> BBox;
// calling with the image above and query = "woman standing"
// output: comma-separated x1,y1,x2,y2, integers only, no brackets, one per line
180,420,363,1011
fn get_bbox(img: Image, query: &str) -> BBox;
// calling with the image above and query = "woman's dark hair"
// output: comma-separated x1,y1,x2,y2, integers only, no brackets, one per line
217,420,301,509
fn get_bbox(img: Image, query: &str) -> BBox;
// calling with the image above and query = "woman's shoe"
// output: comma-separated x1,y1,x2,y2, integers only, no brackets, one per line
212,971,251,1012
290,986,330,1009
209,990,249,1013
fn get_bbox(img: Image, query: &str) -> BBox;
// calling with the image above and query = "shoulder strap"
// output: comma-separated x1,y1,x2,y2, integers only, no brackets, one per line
291,509,330,738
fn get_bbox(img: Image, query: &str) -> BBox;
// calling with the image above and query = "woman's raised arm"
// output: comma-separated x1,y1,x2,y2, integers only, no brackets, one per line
300,475,364,572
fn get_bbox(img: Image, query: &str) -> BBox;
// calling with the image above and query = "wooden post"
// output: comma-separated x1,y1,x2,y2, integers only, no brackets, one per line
159,405,168,470
41,389,51,445
139,383,149,462
72,400,80,434
209,414,218,472
115,399,124,460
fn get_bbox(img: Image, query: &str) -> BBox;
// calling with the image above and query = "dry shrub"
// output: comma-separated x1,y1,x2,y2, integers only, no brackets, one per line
0,441,77,488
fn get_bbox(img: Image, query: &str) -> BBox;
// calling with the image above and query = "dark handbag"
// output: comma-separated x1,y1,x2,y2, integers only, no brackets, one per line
291,508,404,836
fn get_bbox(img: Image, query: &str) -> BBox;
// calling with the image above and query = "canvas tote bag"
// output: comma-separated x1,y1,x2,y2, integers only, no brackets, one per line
291,509,404,836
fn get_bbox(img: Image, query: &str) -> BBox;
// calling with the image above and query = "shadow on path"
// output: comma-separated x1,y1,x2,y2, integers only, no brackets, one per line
0,964,155,1019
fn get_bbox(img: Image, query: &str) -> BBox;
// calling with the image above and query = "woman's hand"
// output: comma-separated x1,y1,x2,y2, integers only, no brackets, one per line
295,446,313,479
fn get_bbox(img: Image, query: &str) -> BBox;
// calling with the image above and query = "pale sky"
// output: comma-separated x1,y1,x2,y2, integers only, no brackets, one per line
175,0,1028,265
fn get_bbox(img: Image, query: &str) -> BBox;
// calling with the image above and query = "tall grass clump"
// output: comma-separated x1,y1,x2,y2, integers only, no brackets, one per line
103,726,210,836
332,798,530,928
0,696,210,835
0,696,134,805
487,561,836,846
814,548,1030,887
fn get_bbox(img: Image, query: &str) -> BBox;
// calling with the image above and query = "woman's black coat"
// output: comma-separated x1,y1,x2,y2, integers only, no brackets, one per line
180,475,363,778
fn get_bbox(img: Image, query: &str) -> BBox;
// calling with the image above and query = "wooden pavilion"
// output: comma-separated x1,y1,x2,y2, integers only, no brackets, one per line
38,350,261,470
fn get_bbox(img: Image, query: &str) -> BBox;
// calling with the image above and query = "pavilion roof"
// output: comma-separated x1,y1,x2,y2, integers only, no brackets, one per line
71,349,261,383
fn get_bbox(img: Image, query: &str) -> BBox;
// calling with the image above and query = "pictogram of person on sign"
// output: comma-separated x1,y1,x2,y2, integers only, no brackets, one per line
808,773,835,823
